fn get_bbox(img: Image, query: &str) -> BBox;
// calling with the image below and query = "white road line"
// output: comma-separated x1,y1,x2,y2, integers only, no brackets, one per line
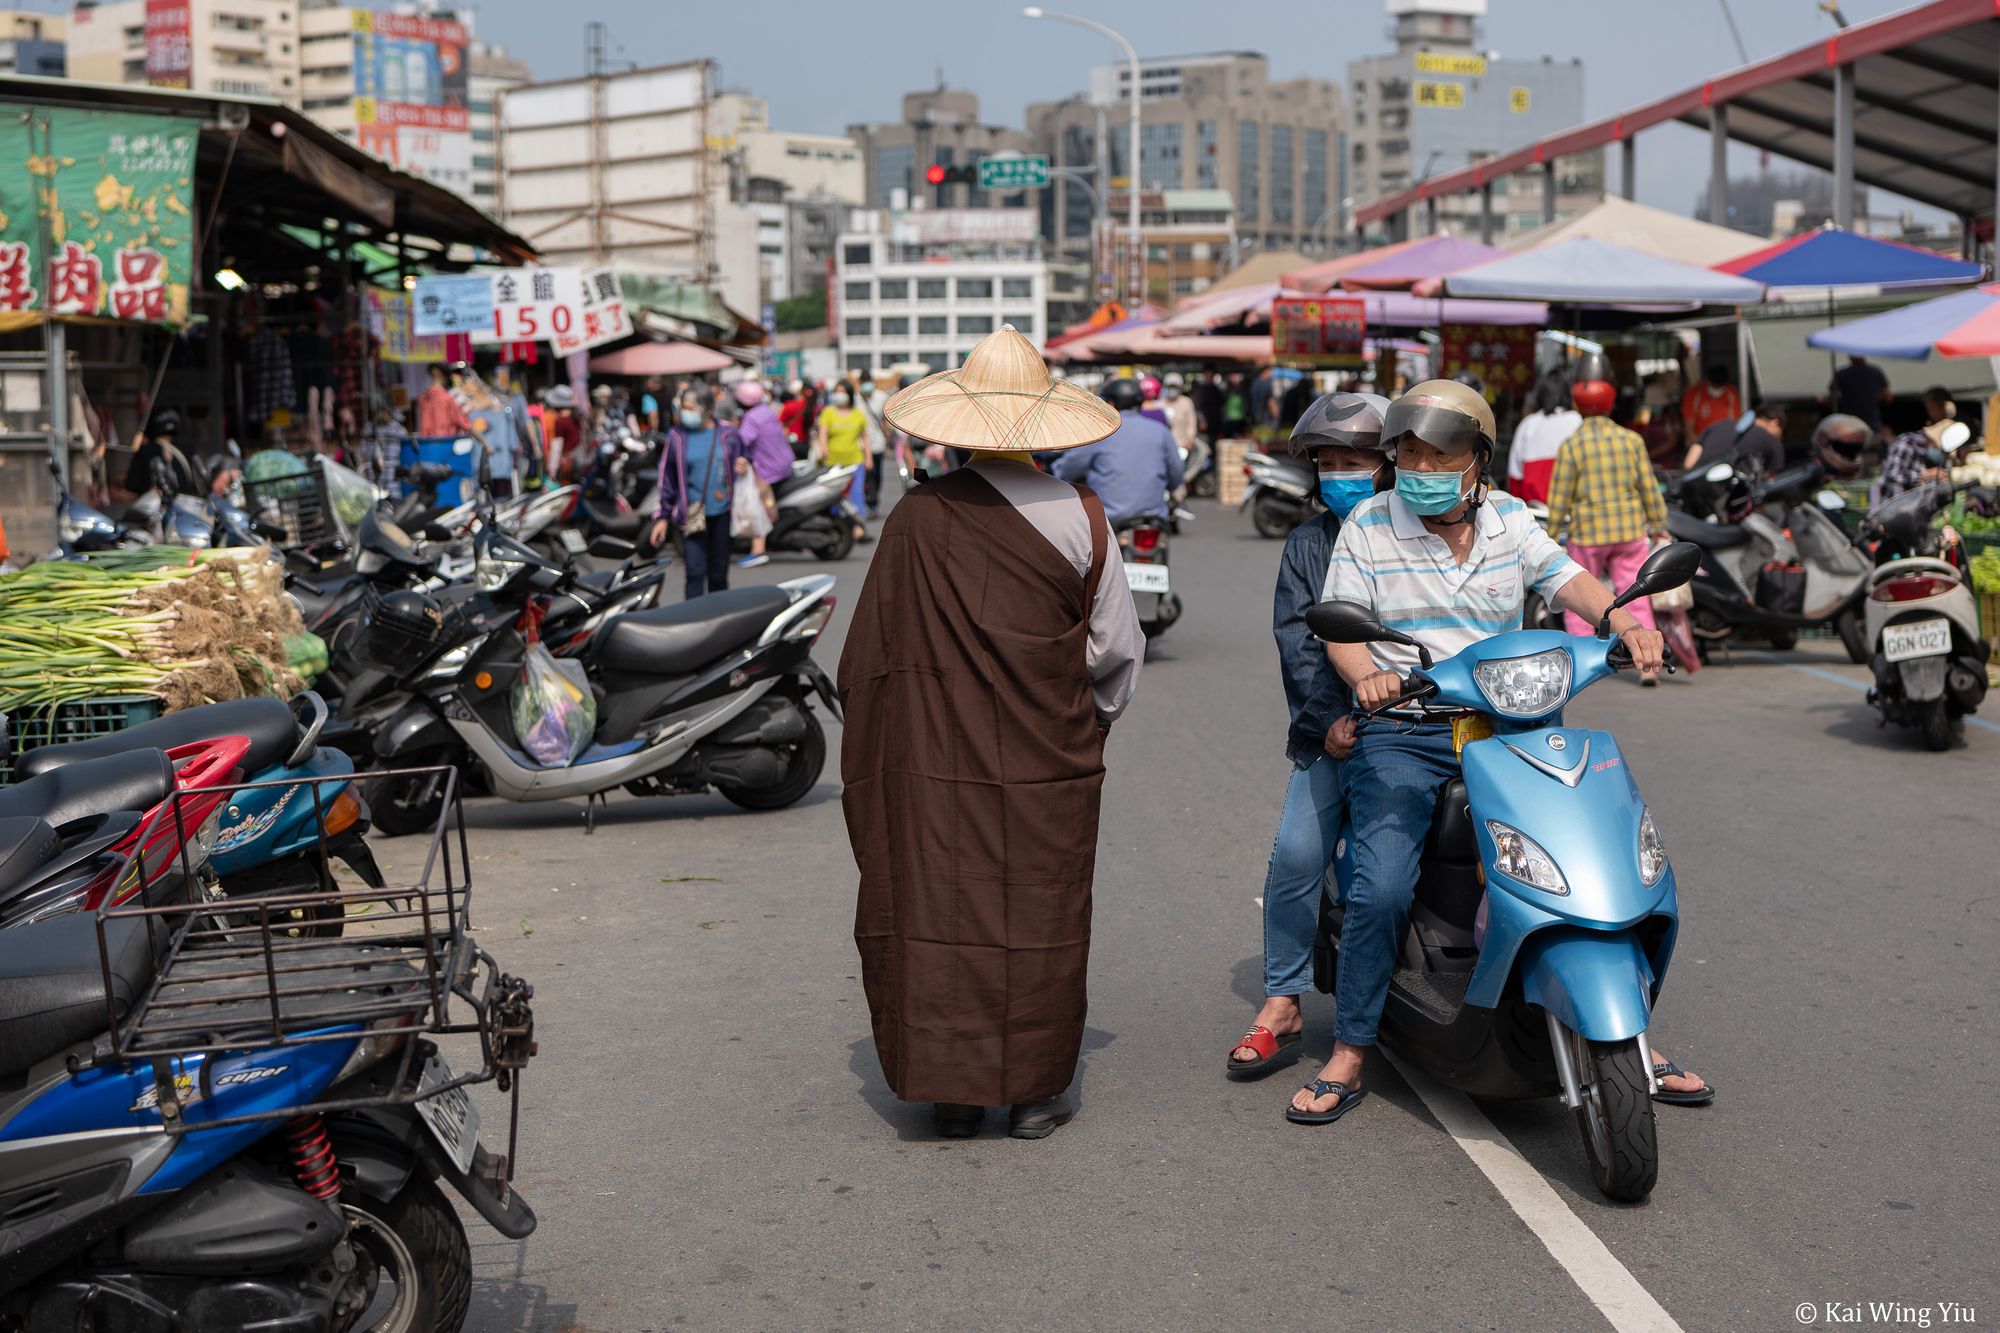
1741,651,2000,734
1385,1053,1685,1333
1253,896,1263,907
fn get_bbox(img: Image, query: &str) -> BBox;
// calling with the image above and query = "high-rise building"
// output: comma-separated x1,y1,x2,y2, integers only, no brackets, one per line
849,88,1034,214
710,91,865,304
0,10,66,75
68,0,300,100
466,39,528,213
298,4,474,201
1026,52,1344,267
1346,0,1602,240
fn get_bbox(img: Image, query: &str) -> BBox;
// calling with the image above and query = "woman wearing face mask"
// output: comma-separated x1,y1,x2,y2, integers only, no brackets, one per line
651,388,749,600
814,382,872,545
1225,391,1394,1079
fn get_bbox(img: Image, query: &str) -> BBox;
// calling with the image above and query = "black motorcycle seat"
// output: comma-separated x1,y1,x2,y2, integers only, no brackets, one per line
580,498,645,539
0,750,175,830
15,697,298,783
575,568,620,592
0,816,62,894
358,512,433,569
0,914,158,1078
591,587,792,677
1666,510,1749,549
771,470,815,501
402,461,456,486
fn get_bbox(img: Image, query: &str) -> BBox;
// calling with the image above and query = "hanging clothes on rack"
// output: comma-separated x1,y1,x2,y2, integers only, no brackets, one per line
246,325,295,437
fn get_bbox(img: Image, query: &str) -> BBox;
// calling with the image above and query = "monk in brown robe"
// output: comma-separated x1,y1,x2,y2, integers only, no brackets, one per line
841,326,1146,1141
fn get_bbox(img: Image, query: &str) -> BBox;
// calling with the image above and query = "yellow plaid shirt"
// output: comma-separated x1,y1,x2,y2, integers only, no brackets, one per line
1543,417,1668,548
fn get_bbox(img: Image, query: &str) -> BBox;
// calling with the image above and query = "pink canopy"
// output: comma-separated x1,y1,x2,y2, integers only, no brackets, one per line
1333,234,1503,291
589,341,737,376
1280,236,1426,293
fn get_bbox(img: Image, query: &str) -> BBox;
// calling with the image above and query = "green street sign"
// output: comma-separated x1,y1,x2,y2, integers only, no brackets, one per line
979,155,1051,190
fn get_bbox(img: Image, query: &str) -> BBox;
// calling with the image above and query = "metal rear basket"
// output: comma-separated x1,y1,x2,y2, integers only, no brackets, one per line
87,767,536,1153
244,459,337,549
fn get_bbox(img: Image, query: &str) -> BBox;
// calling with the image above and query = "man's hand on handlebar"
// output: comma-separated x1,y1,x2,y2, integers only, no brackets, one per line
1354,669,1406,713
1617,626,1667,677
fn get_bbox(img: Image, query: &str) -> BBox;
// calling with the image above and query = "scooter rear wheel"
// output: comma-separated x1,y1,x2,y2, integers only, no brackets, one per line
1576,1037,1658,1203
1920,698,1960,752
1251,492,1297,540
813,524,857,562
717,711,826,811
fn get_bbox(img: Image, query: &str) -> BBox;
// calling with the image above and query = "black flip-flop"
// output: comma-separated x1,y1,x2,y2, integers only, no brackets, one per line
1225,1025,1302,1078
1651,1060,1715,1106
1285,1078,1368,1125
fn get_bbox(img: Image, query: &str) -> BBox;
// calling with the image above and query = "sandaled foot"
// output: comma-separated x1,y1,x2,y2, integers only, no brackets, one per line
1285,1078,1368,1125
1225,1025,1303,1078
1651,1060,1714,1106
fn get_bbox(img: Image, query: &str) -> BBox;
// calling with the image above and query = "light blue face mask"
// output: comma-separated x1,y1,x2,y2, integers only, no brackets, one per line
679,409,705,429
1317,470,1377,519
1395,459,1475,516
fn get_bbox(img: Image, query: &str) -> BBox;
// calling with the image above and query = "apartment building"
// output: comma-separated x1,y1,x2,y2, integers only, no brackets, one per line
849,88,1035,213
69,0,300,99
0,10,65,75
1026,53,1343,261
1109,188,1235,305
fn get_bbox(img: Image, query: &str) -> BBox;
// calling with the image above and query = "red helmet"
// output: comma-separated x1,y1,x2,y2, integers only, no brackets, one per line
1572,380,1616,418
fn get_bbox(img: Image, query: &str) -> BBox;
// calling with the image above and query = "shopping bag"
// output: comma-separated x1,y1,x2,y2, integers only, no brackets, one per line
511,641,597,767
733,470,773,538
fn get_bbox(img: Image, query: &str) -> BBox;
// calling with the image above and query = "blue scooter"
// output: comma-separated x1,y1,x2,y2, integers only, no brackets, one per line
1309,542,1702,1202
12,694,383,936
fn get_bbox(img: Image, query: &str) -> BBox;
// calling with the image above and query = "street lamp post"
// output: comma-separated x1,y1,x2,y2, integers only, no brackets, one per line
1026,7,1142,306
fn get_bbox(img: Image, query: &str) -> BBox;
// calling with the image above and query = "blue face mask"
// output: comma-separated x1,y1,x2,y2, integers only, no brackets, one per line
1317,470,1377,518
679,409,705,429
1395,459,1475,516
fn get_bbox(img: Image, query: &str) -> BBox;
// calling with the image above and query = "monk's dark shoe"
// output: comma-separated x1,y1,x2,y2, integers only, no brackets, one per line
1007,1095,1074,1140
934,1103,983,1138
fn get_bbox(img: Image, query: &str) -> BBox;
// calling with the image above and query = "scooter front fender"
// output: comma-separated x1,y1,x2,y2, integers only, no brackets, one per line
1519,927,1656,1043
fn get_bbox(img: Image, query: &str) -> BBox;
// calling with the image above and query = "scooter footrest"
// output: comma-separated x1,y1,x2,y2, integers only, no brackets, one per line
1392,968,1468,1024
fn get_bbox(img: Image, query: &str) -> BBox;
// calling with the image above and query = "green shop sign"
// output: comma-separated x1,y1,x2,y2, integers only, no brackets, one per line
0,102,198,324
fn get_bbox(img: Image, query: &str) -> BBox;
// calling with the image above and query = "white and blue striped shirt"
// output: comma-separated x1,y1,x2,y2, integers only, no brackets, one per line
1322,490,1585,677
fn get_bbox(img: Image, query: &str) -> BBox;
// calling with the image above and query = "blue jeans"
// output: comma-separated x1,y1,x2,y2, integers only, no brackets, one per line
1334,718,1461,1047
1261,754,1345,998
681,516,733,600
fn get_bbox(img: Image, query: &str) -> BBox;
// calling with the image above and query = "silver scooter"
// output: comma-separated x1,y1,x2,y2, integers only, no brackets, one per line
1241,449,1314,539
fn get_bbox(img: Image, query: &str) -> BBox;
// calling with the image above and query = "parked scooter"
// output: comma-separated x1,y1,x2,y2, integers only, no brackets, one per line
739,460,865,561
1181,436,1216,499
52,456,150,557
360,526,842,834
1117,517,1181,640
1242,449,1315,539
1856,463,1991,750
1309,543,1703,1202
1666,460,1872,660
0,771,539,1326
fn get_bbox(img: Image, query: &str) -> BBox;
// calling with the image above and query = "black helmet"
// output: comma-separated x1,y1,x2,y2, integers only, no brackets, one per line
1100,377,1144,412
1811,414,1870,479
1288,392,1393,458
360,590,451,672
148,409,182,438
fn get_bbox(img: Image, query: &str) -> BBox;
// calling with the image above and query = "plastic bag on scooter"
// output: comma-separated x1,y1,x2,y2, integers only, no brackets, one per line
732,470,773,538
511,641,596,767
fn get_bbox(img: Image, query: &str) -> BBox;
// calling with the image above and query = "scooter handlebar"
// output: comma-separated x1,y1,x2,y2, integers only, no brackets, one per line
1606,639,1677,676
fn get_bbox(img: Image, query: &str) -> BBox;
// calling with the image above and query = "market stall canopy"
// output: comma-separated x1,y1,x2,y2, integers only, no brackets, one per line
1498,197,1765,267
1807,283,2000,359
1164,283,1548,334
1201,249,1315,297
0,75,533,267
1046,301,1163,349
1041,314,1161,362
1328,234,1503,291
1162,284,1289,334
1083,326,1273,363
588,340,741,376
1716,226,1987,299
618,273,762,344
1444,236,1766,305
1278,236,1425,294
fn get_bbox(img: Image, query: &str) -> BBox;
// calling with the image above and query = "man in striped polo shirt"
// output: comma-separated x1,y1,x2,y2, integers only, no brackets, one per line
1286,380,1705,1125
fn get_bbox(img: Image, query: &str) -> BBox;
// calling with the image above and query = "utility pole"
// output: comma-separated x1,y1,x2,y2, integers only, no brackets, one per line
586,21,607,264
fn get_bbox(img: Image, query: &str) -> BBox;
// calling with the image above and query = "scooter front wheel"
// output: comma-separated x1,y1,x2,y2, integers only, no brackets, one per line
1576,1037,1658,1203
1251,492,1297,540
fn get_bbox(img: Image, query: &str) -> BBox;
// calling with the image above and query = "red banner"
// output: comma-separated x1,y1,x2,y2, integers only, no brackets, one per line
1440,323,1536,395
142,0,191,89
1272,296,1366,368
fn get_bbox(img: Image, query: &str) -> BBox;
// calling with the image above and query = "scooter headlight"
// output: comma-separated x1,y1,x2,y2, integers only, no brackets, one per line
475,547,529,591
1637,807,1667,886
1473,649,1573,719
1485,820,1569,895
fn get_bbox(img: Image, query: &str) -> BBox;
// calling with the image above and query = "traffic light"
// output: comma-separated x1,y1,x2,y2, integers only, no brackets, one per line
925,163,978,186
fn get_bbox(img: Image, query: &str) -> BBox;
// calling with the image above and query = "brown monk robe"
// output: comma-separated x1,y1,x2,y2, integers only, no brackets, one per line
841,325,1144,1140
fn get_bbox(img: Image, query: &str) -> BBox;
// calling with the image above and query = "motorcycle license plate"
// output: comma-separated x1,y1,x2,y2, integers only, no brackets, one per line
1124,563,1171,594
1882,617,1951,663
1451,714,1494,756
559,528,588,556
414,1053,479,1174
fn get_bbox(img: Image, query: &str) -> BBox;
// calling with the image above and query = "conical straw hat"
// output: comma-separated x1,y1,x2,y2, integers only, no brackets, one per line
883,325,1119,453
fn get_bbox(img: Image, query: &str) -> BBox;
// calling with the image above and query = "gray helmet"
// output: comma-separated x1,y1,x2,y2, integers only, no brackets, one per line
1288,391,1392,458
544,385,576,409
1383,379,1497,458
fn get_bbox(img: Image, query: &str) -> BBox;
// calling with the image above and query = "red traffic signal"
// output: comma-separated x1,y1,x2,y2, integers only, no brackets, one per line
925,163,978,186
925,163,947,185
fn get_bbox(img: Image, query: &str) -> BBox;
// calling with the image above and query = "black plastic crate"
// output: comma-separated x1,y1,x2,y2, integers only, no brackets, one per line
0,693,163,786
244,459,335,548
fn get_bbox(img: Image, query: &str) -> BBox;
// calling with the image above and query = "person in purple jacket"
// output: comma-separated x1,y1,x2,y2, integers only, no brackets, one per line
650,386,749,600
732,380,792,569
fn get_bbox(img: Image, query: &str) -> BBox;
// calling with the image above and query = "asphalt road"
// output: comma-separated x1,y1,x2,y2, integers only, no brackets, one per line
377,490,1999,1333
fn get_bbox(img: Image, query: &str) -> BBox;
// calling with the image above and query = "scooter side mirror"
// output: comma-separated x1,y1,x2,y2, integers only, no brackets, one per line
1703,462,1736,484
1306,600,1434,668
1938,421,1972,454
588,534,637,559
1815,489,1848,513
1614,542,1701,605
